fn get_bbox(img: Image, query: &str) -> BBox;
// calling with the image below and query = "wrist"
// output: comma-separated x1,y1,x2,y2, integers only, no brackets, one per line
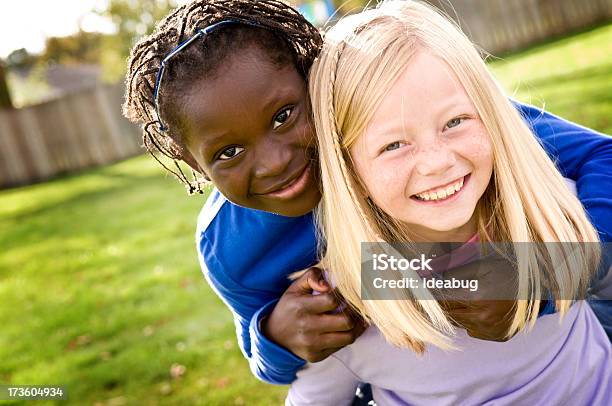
260,306,296,355
260,313,272,340
260,306,283,346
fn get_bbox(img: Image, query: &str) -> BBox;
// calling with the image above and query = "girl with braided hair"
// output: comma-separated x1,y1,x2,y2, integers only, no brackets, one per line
123,0,612,395
286,1,611,404
124,0,372,388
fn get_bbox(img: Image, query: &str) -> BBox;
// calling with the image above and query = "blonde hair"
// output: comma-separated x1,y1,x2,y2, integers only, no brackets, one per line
309,0,600,351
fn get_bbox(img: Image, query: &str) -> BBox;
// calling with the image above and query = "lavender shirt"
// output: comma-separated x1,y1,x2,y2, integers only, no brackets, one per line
286,301,611,405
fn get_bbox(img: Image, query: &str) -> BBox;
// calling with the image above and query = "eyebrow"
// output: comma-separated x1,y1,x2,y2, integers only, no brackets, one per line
199,130,234,162
436,95,472,115
261,85,297,115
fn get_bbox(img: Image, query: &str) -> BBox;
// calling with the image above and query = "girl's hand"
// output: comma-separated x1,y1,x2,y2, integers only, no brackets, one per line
436,256,518,341
441,298,516,341
262,267,367,362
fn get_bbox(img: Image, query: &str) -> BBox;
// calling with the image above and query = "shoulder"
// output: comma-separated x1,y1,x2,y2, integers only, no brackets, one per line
196,188,227,234
195,189,319,292
514,100,607,139
196,189,317,249
196,188,314,236
287,352,361,405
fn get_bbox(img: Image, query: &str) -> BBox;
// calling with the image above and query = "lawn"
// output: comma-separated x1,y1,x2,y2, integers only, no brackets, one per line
490,23,612,135
0,157,287,405
1,22,611,406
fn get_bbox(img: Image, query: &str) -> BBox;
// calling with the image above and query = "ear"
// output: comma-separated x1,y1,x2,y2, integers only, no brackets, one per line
181,150,211,181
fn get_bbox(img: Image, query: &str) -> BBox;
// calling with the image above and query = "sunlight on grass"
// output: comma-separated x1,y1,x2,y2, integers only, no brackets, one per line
0,157,287,405
490,23,612,134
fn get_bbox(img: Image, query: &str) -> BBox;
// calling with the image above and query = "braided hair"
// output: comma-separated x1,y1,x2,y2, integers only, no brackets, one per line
123,0,323,193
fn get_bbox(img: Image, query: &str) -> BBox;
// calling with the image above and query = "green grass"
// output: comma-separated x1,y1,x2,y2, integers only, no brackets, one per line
1,22,611,406
489,23,612,134
0,157,287,405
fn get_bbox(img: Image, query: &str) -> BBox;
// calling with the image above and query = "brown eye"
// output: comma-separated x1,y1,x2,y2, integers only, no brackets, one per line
218,146,245,161
273,107,293,130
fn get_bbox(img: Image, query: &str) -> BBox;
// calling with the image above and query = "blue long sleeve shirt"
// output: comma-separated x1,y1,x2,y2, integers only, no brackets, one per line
195,102,612,385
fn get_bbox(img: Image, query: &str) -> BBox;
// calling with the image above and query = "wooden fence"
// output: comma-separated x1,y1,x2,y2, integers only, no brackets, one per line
430,0,612,54
0,84,143,189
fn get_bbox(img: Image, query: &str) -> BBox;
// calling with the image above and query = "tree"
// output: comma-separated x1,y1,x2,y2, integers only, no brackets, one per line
97,0,178,82
6,48,37,71
41,31,104,66
330,0,369,13
0,61,14,109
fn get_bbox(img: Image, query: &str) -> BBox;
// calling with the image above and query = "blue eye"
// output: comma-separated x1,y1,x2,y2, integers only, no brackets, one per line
273,107,293,130
218,146,245,161
445,117,465,130
384,141,402,152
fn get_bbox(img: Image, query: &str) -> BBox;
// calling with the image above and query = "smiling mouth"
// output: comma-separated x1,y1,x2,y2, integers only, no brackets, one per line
259,163,312,200
411,175,470,202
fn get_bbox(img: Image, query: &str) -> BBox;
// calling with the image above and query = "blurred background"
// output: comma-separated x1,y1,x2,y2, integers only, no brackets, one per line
0,0,611,404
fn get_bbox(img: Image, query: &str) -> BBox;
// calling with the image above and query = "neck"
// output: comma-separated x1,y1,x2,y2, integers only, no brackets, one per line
403,214,478,243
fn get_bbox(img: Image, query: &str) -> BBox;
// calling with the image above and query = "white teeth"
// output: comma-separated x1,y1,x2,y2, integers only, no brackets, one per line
415,177,465,201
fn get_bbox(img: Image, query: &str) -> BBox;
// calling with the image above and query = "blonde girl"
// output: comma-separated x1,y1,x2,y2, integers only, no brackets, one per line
286,1,611,404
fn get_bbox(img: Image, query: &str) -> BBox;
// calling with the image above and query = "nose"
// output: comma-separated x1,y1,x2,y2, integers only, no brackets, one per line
413,140,456,176
252,137,292,179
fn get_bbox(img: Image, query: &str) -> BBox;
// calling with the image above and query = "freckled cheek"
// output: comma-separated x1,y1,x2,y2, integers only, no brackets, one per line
456,130,493,168
361,160,412,207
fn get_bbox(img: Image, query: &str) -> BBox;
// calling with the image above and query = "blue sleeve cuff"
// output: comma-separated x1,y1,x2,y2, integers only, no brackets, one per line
249,299,306,385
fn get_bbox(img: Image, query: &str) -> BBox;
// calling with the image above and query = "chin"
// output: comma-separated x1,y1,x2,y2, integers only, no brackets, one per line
437,216,473,231
407,213,475,236
423,222,469,233
275,194,321,217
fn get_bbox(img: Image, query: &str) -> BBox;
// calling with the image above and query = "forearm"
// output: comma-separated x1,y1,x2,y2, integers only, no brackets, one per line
199,266,305,384
248,300,306,384
197,185,325,382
